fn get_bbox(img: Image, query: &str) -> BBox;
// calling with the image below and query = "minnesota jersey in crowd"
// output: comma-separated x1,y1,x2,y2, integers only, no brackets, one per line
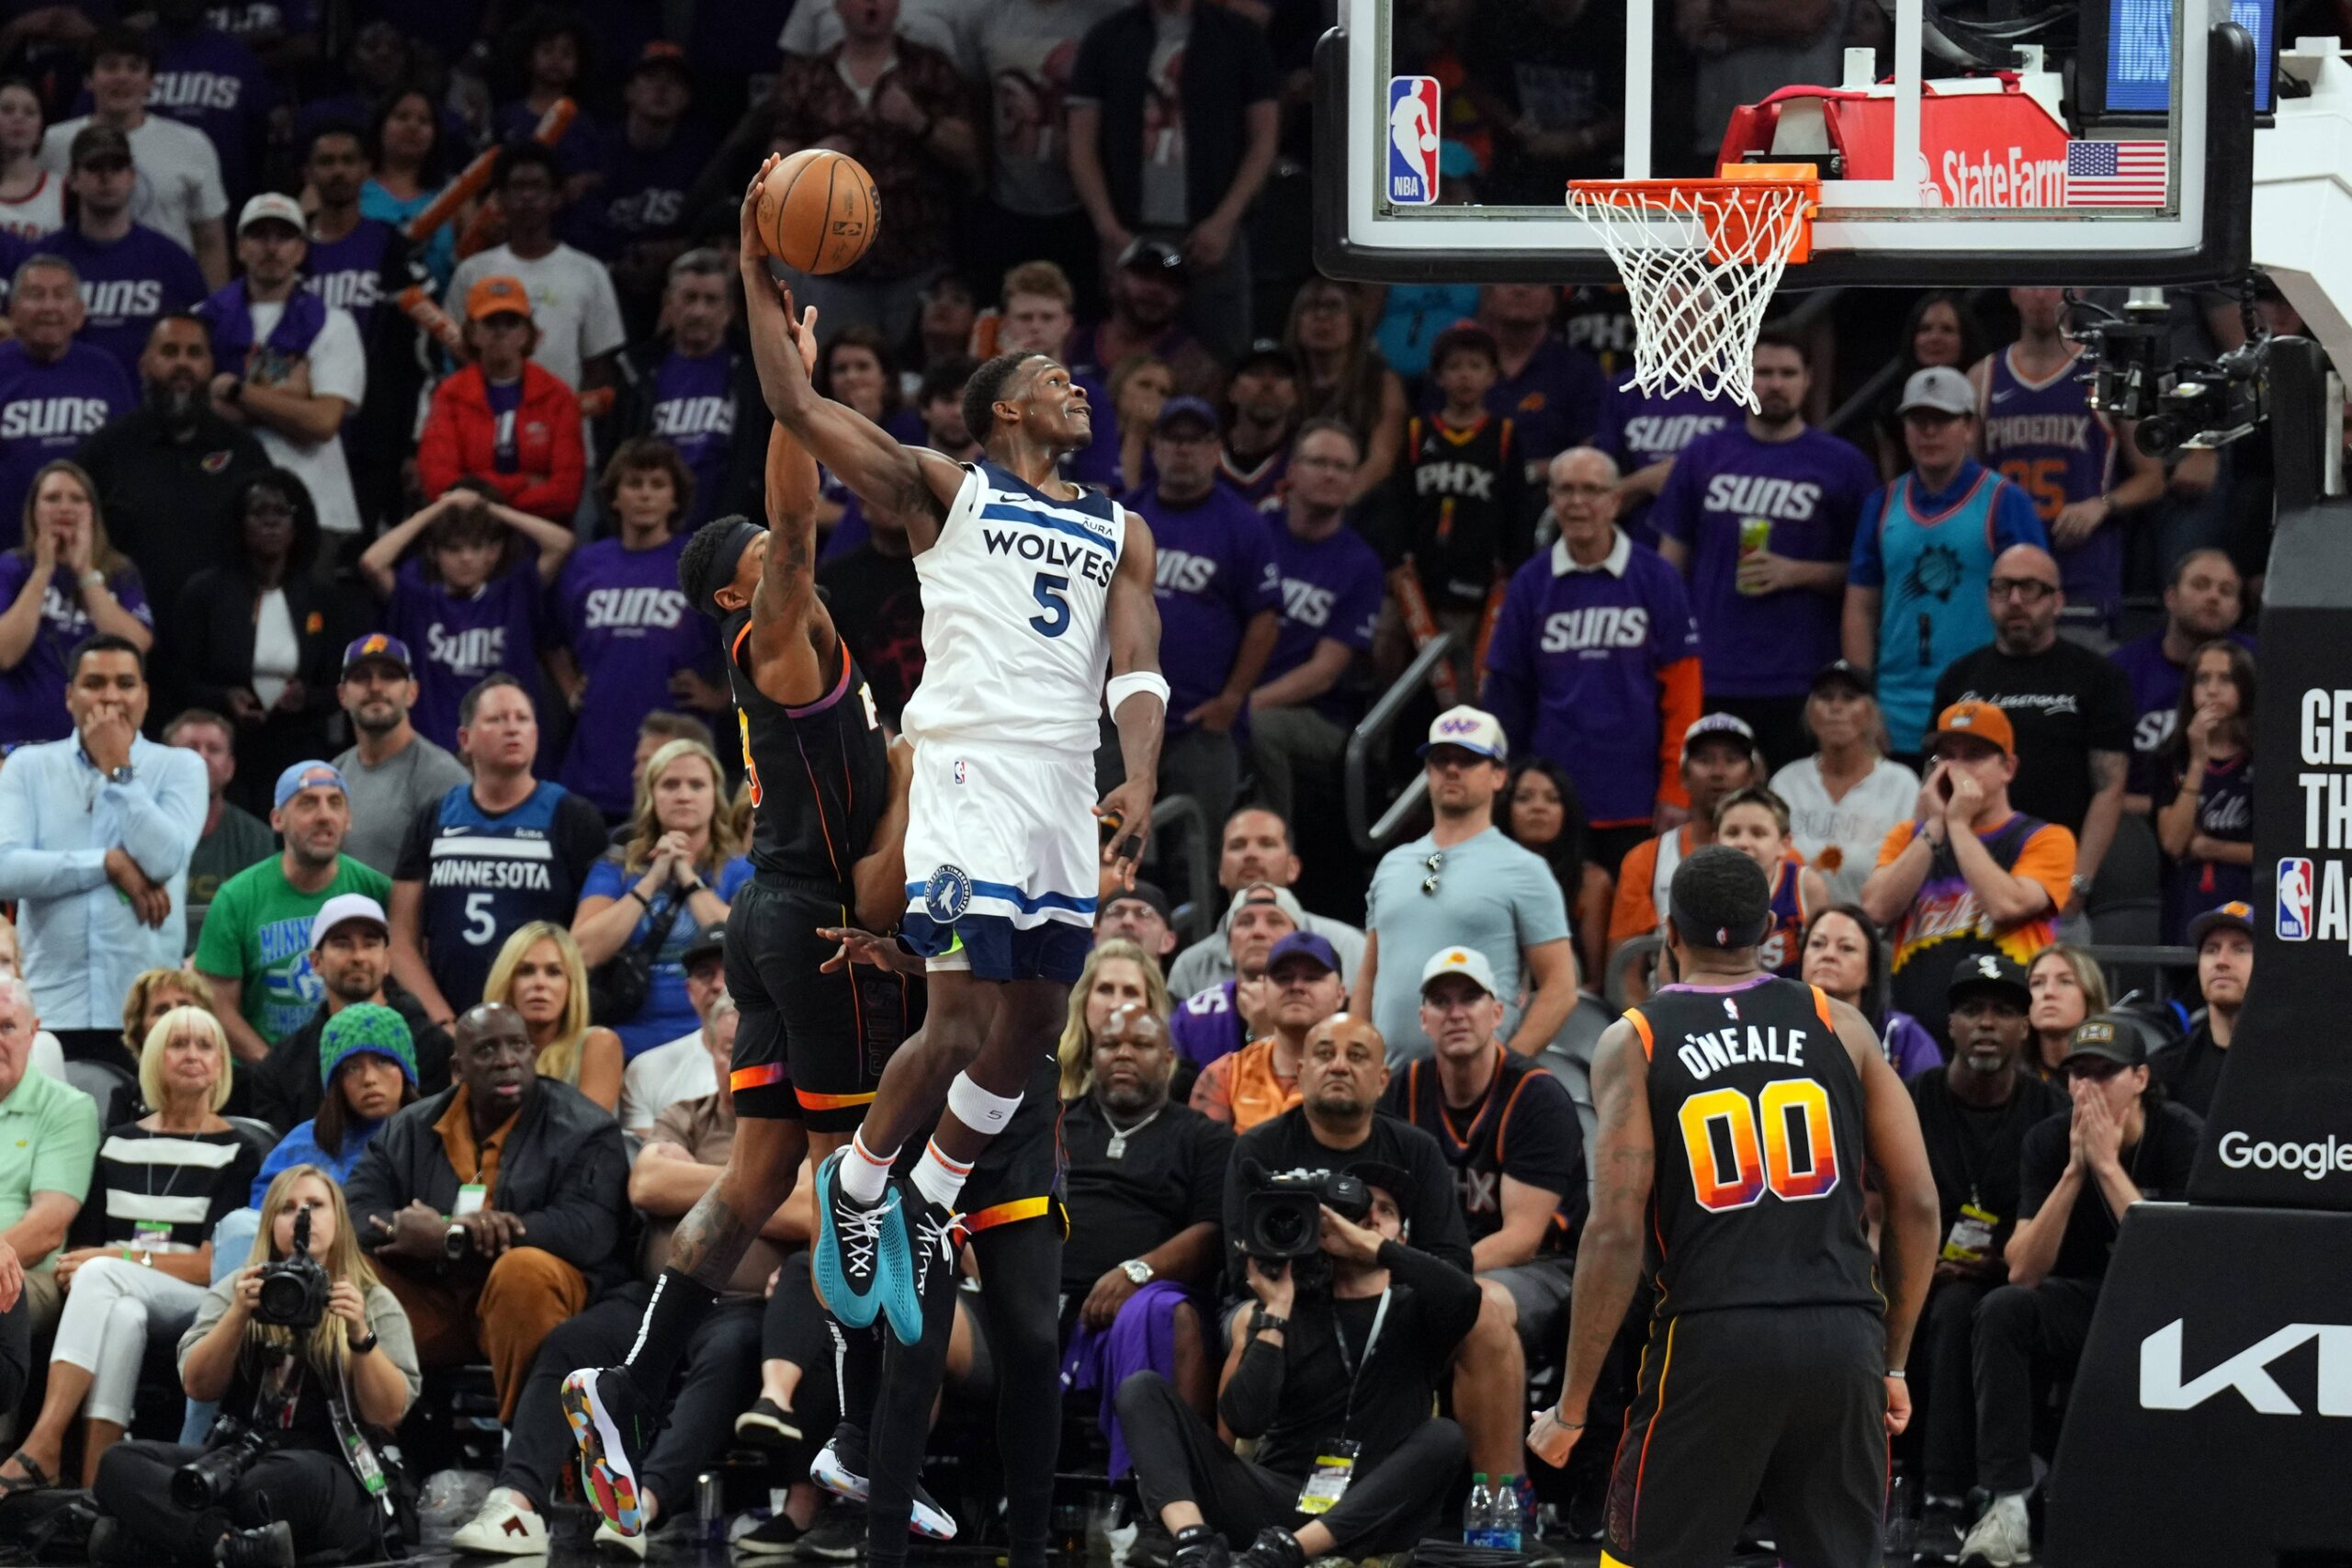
1385,1050,1588,1253
1849,458,2046,754
1877,813,2075,1043
1132,480,1280,736
394,779,610,1012
1978,345,2120,620
1393,412,1530,608
1652,421,1877,705
40,222,208,373
1481,529,1702,829
1265,515,1384,723
0,336,134,528
1596,383,1733,544
553,534,718,818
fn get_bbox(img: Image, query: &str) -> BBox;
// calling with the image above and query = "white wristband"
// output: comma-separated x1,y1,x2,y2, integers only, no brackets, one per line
1105,670,1170,717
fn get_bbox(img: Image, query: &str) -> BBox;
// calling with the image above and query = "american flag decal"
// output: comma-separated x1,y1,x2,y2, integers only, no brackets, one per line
2065,140,2168,207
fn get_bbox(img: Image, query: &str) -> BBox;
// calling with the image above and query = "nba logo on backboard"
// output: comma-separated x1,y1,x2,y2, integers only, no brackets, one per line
2278,857,2313,942
1386,77,1440,205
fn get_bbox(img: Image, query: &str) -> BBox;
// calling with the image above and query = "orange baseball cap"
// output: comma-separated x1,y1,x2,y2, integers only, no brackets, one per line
1929,700,2015,758
466,275,533,321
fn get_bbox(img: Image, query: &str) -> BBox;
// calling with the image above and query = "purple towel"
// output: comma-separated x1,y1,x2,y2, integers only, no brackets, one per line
1060,1280,1187,1477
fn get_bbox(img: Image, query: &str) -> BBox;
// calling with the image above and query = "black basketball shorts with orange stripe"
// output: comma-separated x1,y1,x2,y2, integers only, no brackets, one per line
725,875,918,1129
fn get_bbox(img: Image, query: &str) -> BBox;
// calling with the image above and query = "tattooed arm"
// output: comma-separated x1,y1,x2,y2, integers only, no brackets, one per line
1549,1021,1655,1432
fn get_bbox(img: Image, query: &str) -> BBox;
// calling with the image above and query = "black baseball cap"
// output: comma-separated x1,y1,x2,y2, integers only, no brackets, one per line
1345,1158,1413,1210
683,923,728,968
1099,880,1173,927
2186,900,2255,947
1811,658,1874,697
1235,337,1299,379
1948,952,2030,1009
1116,235,1187,279
2064,1012,2150,1070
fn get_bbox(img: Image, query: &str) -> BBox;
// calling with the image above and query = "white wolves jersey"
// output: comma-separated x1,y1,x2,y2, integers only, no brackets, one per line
899,459,1125,752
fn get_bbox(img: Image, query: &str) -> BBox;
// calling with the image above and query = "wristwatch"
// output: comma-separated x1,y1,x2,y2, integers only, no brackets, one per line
2068,874,2094,900
106,763,134,786
1120,1258,1155,1286
349,1331,380,1356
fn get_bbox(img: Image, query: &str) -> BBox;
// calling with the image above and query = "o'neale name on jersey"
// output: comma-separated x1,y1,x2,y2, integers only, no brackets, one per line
1677,1024,1809,1081
981,527,1115,586
652,396,734,440
1702,475,1822,521
82,279,165,318
1415,460,1497,500
1542,605,1650,653
0,398,111,439
582,585,688,631
1984,412,2095,452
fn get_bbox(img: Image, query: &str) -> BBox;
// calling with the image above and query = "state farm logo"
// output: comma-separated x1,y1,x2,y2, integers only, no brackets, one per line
2215,1130,2352,1181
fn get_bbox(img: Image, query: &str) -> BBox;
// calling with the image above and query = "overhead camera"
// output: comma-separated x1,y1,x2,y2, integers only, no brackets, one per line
2070,286,2274,463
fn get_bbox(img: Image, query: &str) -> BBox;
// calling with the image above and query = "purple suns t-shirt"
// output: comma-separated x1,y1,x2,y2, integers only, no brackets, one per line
646,348,737,528
40,224,208,376
1596,383,1736,546
143,27,276,201
1489,334,1609,481
383,557,546,751
553,535,719,818
1651,423,1878,699
0,556,151,744
0,341,134,531
1266,520,1384,724
1125,482,1281,734
302,218,409,338
560,119,718,261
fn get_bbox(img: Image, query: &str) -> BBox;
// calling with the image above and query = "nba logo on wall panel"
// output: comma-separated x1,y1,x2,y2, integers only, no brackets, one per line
1386,76,1441,205
2278,857,2312,942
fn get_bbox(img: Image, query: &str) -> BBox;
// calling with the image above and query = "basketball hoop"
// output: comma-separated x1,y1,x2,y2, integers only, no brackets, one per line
1565,165,1819,411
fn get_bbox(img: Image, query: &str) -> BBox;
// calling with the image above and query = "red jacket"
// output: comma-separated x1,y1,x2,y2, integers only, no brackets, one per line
417,361,584,521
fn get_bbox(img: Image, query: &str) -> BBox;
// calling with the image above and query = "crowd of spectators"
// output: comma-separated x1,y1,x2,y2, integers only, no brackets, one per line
0,1,2312,1563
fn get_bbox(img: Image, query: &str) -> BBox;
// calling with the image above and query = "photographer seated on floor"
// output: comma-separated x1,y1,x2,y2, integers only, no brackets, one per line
91,1166,420,1568
1116,1163,1479,1568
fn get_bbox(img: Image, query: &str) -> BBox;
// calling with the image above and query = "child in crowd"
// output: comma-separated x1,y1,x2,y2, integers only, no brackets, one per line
1713,784,1829,977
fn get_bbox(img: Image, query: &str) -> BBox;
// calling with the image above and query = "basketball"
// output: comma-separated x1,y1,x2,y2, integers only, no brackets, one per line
755,148,880,276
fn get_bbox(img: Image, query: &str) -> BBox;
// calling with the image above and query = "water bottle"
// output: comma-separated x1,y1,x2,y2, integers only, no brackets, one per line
1489,1474,1523,1551
1513,1474,1538,1544
1464,1472,1494,1545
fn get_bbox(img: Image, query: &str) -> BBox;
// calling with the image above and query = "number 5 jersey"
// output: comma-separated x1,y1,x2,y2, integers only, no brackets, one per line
1623,976,1882,1316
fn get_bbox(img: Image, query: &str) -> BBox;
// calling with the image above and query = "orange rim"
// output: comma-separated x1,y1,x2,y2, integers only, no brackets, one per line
1568,165,1820,265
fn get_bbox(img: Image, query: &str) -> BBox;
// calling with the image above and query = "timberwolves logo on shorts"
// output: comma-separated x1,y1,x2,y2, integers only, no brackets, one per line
923,863,974,924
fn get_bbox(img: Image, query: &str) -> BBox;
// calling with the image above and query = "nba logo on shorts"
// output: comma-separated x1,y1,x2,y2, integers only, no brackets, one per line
954,758,967,785
2278,856,2313,942
1386,77,1441,206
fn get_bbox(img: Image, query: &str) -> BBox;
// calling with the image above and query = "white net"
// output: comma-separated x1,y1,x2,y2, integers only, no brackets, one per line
1564,180,1814,411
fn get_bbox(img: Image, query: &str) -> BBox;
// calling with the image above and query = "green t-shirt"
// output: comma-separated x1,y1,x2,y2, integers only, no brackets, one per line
193,855,394,1043
0,1067,99,1272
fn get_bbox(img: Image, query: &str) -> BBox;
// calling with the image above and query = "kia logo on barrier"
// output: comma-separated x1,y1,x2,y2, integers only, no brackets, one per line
2140,1319,2352,1415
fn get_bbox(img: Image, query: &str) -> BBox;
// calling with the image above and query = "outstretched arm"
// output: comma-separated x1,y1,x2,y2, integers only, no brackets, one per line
736,155,963,547
1094,512,1165,886
739,297,837,708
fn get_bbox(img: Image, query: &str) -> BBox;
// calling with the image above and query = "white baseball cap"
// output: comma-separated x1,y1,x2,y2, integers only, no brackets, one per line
237,191,306,235
309,892,389,951
1419,705,1508,762
1419,944,1498,997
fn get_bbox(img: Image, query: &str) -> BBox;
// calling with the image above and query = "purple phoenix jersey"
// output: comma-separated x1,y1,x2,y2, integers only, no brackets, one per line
646,348,736,527
146,27,276,199
383,558,547,752
1978,346,2120,619
40,223,208,375
1488,334,1608,484
1652,423,1878,699
2109,627,2258,797
1482,535,1702,826
0,341,134,527
1596,383,1734,545
1170,979,1246,1069
1266,520,1384,723
1127,481,1281,734
1218,443,1290,516
0,557,151,744
553,535,718,817
301,218,414,338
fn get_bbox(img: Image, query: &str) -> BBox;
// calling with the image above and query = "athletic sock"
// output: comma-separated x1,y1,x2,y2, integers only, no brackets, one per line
910,1138,972,1210
621,1269,720,1399
840,1129,896,1205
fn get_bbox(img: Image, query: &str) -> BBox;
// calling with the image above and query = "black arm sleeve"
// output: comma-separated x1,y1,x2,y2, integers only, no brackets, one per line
1376,1238,1483,1350
1216,1331,1288,1439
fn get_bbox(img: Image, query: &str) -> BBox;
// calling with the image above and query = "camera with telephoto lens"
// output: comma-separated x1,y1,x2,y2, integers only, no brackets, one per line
1239,1162,1373,1260
173,1417,271,1508
254,1207,330,1329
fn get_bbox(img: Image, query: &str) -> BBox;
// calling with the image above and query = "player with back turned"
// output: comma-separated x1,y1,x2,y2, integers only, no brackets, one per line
1528,845,1939,1568
557,165,930,1542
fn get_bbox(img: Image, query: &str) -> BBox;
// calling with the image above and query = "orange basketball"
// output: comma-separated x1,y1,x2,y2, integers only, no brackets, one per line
756,149,881,276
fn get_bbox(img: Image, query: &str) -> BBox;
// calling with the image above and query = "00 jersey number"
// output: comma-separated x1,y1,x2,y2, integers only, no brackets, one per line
1677,1077,1840,1213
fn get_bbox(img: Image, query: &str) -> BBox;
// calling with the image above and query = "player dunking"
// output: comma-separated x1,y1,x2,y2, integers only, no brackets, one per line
1528,846,1939,1568
716,160,1164,1337
559,168,938,1541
